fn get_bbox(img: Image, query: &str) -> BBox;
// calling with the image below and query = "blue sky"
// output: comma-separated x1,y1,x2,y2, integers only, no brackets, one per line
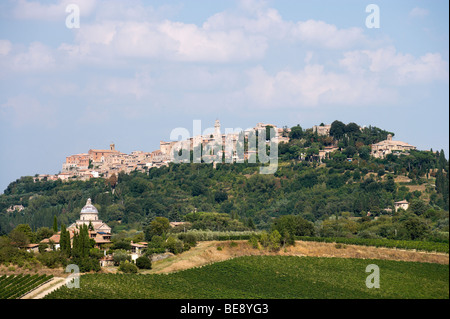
0,0,448,193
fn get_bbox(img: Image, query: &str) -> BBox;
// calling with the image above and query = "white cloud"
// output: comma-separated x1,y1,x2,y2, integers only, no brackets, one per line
291,20,367,50
60,18,268,63
204,6,368,50
242,45,448,110
243,64,396,109
0,41,64,79
13,0,97,21
9,42,56,72
52,1,371,65
409,7,429,18
2,0,447,115
0,40,12,56
340,47,449,85
159,20,267,62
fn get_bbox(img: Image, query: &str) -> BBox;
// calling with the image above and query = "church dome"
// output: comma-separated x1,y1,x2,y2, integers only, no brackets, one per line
80,198,98,215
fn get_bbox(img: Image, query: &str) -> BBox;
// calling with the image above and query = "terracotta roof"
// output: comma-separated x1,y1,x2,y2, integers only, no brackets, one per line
131,243,147,248
94,238,112,244
89,149,119,153
100,256,114,261
373,140,415,147
41,234,60,244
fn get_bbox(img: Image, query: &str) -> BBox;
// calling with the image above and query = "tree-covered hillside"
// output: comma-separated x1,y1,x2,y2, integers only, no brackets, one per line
0,121,448,243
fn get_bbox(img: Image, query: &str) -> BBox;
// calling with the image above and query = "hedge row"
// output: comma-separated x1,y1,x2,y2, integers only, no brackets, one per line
296,236,449,253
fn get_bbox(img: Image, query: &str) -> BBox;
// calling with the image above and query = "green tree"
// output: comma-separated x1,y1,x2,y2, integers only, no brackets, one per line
400,216,431,240
72,224,92,258
144,217,171,241
165,236,184,254
345,122,360,134
344,146,357,158
192,181,206,196
60,224,71,256
289,125,303,139
36,227,54,242
268,230,282,252
53,216,58,232
136,256,152,269
408,199,428,216
8,229,30,247
358,146,371,161
119,260,138,273
113,249,130,266
272,215,315,238
214,191,228,203
11,224,35,243
330,120,346,139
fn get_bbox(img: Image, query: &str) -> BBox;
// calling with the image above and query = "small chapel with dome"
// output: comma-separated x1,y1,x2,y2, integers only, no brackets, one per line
68,198,111,234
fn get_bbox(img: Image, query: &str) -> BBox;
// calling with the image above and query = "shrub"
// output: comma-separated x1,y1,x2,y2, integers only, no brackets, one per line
37,251,64,269
165,236,184,254
248,234,260,249
135,256,152,270
113,250,130,266
145,248,166,255
229,241,238,248
72,257,101,273
119,261,138,273
179,233,197,248
269,230,282,252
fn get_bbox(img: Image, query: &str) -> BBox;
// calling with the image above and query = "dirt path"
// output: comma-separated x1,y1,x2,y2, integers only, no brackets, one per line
20,277,67,299
149,240,449,274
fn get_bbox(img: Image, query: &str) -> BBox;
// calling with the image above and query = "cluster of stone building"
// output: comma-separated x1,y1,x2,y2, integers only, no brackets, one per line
161,120,290,164
371,134,416,159
34,143,172,182
34,121,416,183
311,124,417,159
35,121,290,182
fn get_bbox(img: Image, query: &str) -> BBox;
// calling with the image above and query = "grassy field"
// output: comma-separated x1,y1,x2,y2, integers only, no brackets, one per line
45,256,449,299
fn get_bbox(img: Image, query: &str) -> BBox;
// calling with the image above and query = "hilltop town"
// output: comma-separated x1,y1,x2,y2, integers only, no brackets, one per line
0,119,448,300
34,120,416,183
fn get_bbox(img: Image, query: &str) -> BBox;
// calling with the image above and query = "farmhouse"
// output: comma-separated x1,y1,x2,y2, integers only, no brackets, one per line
40,232,73,250
312,124,332,136
371,134,416,159
395,200,409,212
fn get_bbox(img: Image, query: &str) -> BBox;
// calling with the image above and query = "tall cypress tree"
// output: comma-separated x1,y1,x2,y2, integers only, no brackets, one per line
52,216,58,232
439,149,447,170
60,224,71,257
75,224,91,258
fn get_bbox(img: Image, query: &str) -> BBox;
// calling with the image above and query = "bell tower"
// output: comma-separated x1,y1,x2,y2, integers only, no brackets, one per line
214,119,221,139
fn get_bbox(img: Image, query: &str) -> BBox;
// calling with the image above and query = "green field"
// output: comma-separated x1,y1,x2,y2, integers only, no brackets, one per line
45,256,449,299
0,274,53,299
